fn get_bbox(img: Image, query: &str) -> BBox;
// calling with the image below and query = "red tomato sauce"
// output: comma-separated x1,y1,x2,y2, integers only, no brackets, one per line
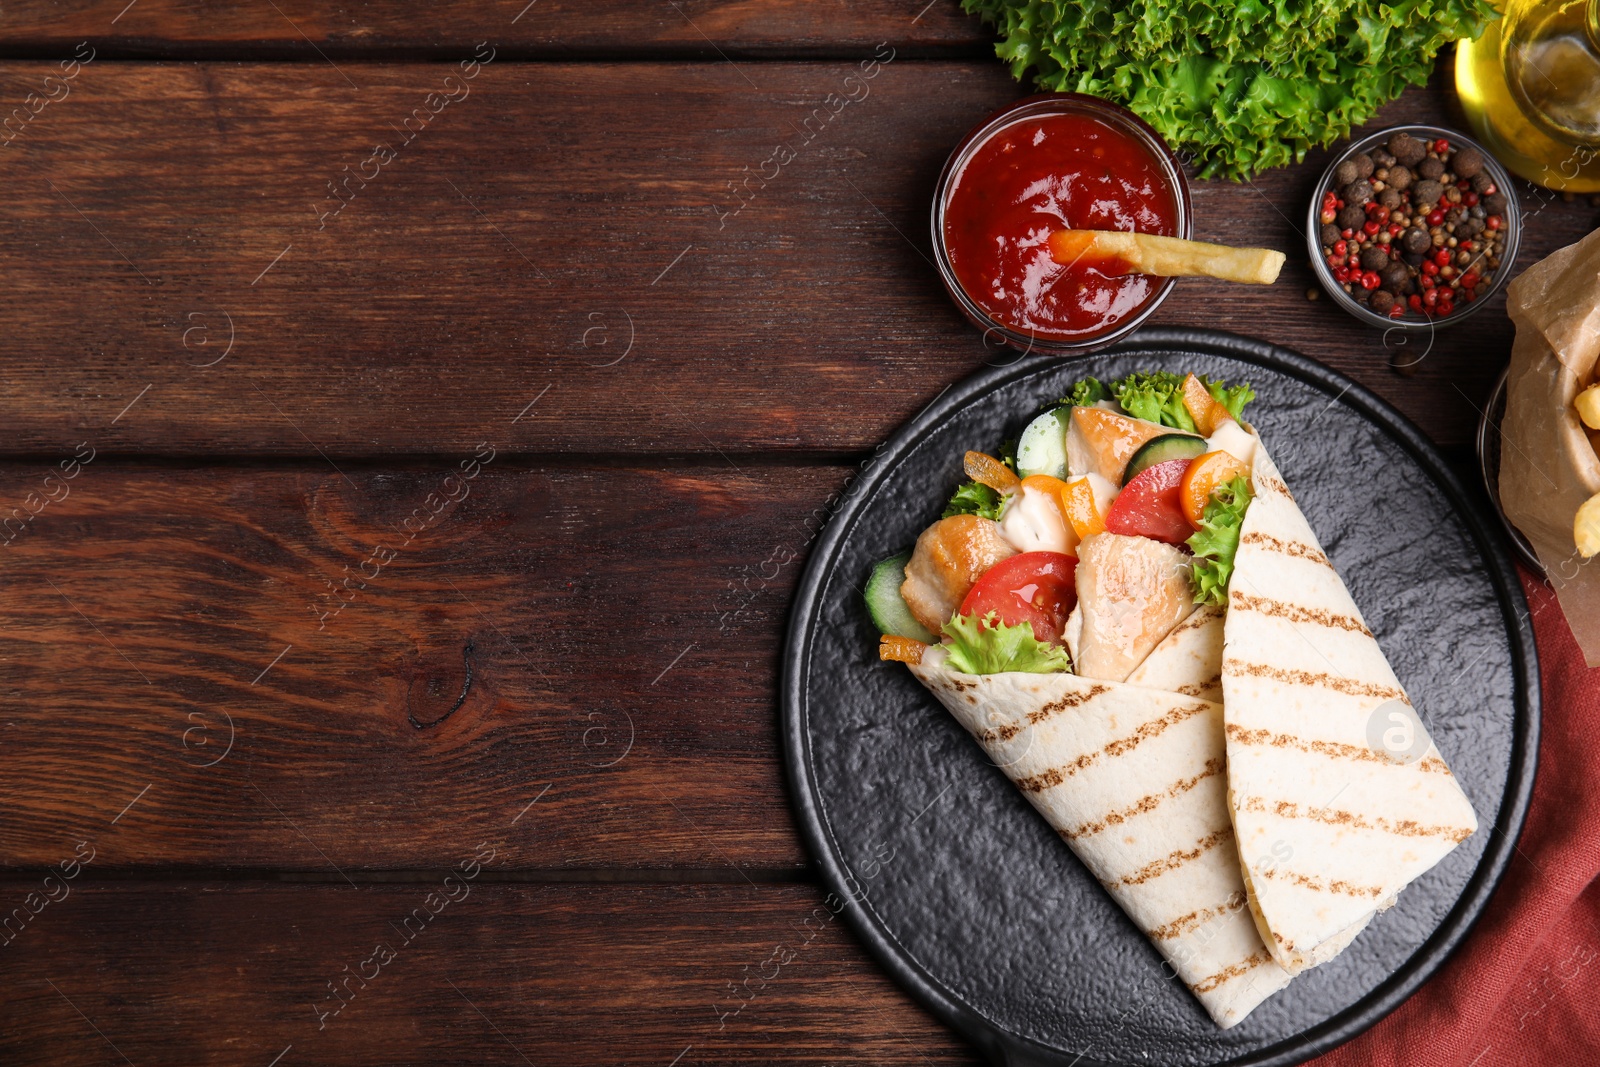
942,112,1180,341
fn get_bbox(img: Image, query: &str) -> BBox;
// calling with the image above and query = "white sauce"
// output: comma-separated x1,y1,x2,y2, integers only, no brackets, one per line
1062,602,1083,668
999,485,1073,555
1081,471,1119,512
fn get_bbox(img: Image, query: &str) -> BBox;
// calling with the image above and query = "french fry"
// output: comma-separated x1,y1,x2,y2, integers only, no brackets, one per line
1577,492,1600,558
1576,383,1600,430
1048,229,1285,285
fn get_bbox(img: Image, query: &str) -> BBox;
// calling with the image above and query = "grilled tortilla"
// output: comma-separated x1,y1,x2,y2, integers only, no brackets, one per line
1127,605,1225,702
912,629,1291,1028
1221,441,1478,976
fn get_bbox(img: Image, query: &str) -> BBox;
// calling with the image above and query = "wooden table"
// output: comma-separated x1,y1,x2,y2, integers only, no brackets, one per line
0,4,1592,1063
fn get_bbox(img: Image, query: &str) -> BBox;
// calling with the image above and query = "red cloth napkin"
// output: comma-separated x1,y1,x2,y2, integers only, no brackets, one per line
1311,568,1600,1067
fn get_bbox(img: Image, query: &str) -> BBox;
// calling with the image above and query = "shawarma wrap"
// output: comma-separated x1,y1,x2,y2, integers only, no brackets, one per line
1220,441,1478,975
868,372,1298,1026
911,612,1290,1028
867,369,1475,1026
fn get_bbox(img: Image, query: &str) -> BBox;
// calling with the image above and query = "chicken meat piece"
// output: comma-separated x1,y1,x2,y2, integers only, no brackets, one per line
1073,532,1197,682
900,515,1016,635
1066,406,1168,483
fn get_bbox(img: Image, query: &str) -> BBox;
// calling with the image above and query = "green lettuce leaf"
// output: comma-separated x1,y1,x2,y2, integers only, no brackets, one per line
1109,370,1257,429
999,436,1019,473
1060,377,1108,408
942,481,1005,520
942,611,1073,674
1207,379,1257,421
1110,371,1196,432
1188,473,1254,606
960,0,1497,179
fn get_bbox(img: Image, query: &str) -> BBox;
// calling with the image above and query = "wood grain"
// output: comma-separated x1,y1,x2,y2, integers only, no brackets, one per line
0,0,990,58
2,13,1576,1062
0,881,982,1065
0,461,858,871
0,62,1588,459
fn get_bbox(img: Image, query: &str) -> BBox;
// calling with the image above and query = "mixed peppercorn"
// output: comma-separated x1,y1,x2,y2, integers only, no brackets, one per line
1317,132,1508,320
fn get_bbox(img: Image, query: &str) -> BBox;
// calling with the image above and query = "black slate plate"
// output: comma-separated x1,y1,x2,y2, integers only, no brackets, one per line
781,329,1539,1067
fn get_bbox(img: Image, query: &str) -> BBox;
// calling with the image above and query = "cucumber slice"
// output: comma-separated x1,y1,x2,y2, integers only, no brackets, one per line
1016,407,1070,479
1123,433,1207,486
865,551,935,642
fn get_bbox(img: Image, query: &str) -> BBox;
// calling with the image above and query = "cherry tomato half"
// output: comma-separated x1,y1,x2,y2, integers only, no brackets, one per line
957,551,1077,645
1104,458,1194,545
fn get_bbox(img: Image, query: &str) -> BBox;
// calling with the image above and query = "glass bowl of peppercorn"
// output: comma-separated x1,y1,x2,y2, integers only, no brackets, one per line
1306,124,1520,330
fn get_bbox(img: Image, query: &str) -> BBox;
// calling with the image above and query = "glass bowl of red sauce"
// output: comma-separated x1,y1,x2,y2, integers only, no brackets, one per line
932,93,1192,355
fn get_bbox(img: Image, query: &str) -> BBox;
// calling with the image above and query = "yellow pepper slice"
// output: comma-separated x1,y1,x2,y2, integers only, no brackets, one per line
1060,476,1107,539
879,635,927,664
1182,373,1233,436
964,451,1020,495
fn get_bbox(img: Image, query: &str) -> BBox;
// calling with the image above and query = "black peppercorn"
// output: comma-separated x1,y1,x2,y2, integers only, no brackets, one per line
1484,192,1508,215
1388,132,1426,167
1338,204,1367,229
1335,159,1361,186
1360,245,1390,271
1385,165,1413,191
1378,187,1403,210
1471,170,1495,193
1343,179,1374,204
1418,157,1445,180
1392,350,1421,377
1402,226,1432,254
1453,146,1485,179
1413,179,1444,206
1320,222,1342,246
1369,290,1396,313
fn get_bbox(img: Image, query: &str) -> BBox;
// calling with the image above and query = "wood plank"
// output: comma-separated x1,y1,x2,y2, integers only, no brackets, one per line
0,461,850,870
0,1,990,58
0,881,982,1065
0,61,1588,458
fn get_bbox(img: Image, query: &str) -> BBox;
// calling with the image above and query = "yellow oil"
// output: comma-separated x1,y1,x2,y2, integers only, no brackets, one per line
1456,0,1600,192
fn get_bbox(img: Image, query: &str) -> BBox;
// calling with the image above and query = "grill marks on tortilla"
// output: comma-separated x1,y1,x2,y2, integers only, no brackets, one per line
1235,795,1472,842
1255,864,1385,899
1147,891,1247,942
1224,724,1452,775
1239,530,1334,569
978,684,1112,743
915,664,1295,1024
1029,686,1112,725
1192,950,1272,994
1253,471,1293,499
1063,758,1225,840
1105,827,1232,888
1177,678,1223,698
1168,608,1218,640
1014,699,1211,792
1216,443,1479,985
1224,661,1406,702
1229,593,1373,637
